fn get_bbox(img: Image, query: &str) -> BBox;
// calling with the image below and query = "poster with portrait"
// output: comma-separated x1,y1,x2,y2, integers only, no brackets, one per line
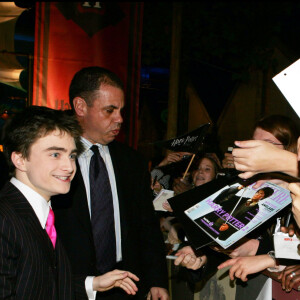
185,181,292,249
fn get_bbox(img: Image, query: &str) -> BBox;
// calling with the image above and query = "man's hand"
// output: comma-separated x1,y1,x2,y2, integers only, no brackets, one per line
217,255,275,281
174,246,206,270
93,269,139,295
232,140,298,179
147,287,169,300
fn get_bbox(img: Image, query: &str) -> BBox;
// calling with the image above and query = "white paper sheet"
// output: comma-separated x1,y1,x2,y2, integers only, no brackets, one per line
153,189,174,211
273,58,300,117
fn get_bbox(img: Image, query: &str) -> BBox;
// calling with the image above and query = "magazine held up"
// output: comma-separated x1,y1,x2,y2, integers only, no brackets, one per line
185,181,292,249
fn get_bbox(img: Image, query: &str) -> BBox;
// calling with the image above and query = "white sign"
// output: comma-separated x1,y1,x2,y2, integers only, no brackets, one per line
273,58,300,117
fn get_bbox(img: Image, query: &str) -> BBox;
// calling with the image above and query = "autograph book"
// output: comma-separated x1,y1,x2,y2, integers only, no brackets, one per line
153,189,174,211
184,181,292,249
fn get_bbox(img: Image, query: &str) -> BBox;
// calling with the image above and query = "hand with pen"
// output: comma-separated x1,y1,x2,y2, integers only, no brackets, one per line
174,246,207,270
151,176,163,195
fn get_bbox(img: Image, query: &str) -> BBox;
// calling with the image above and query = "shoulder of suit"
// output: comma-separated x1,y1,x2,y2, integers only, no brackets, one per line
0,183,22,218
109,141,146,162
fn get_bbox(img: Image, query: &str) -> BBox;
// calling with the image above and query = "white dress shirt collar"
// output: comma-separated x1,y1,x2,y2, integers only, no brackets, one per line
10,177,50,229
80,136,109,156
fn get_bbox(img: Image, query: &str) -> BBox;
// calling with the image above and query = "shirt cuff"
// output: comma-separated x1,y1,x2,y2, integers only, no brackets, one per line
267,265,286,273
85,276,97,300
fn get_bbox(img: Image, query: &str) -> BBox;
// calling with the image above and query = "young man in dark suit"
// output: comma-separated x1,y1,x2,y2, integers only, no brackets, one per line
52,67,169,300
0,106,139,300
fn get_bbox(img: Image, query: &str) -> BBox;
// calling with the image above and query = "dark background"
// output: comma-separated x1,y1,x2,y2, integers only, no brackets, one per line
140,2,300,161
1,1,300,161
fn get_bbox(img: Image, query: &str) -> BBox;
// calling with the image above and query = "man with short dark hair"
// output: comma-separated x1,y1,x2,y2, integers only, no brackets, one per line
52,67,169,300
0,106,139,300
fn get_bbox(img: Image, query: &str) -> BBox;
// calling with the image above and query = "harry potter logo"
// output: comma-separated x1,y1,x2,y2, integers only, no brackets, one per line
56,2,125,37
170,135,198,148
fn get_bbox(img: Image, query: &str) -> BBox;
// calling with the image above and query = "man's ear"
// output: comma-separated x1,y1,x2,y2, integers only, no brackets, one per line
73,97,87,117
11,152,26,172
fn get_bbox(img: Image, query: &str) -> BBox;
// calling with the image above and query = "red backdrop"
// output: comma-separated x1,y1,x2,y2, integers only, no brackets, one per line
33,2,143,147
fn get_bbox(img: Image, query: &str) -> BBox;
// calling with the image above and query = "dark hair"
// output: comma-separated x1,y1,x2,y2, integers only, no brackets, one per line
69,66,124,109
254,115,299,153
257,187,274,199
3,106,83,176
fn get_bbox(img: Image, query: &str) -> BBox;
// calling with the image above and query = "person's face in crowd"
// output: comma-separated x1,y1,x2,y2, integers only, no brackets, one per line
252,189,265,201
79,84,124,145
192,158,215,187
13,130,77,201
253,127,284,149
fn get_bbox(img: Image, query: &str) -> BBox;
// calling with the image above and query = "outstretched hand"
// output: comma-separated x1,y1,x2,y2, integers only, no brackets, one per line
158,152,192,167
93,269,139,295
217,255,275,281
232,140,298,179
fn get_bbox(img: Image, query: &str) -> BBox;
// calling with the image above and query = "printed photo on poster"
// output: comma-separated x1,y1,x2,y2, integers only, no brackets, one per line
185,181,292,249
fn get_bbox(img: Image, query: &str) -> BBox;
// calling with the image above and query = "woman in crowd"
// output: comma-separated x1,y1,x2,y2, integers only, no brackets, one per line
171,153,221,195
161,153,221,244
162,153,221,209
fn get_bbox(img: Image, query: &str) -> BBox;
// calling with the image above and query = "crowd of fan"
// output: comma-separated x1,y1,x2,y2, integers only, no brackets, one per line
149,114,300,298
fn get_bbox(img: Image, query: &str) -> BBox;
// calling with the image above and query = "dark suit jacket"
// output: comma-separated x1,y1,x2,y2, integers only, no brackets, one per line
52,141,168,299
0,182,87,300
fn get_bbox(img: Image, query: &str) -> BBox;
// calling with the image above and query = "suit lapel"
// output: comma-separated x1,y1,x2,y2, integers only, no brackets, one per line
2,182,56,265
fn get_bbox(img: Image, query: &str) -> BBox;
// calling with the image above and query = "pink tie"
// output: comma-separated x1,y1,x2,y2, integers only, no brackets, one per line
46,208,57,248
